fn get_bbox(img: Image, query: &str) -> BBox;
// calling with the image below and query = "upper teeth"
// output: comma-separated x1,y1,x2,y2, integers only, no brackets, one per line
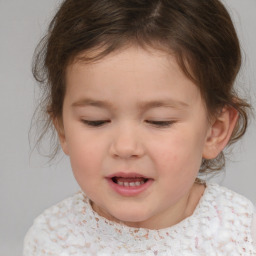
117,181,145,187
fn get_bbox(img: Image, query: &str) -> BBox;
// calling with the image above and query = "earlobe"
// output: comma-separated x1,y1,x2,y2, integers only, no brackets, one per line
203,106,239,159
52,117,69,155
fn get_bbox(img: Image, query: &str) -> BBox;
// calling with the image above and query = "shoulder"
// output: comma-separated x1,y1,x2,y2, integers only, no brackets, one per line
23,191,89,256
205,183,255,229
203,183,256,253
206,183,254,215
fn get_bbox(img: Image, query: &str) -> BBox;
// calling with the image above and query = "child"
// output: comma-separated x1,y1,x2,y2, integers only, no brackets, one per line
24,0,256,255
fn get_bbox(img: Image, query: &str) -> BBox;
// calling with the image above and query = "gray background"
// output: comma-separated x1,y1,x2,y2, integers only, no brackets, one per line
0,0,255,255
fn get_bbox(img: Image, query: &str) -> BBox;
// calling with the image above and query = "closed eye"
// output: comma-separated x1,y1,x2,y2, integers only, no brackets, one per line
81,120,111,127
145,120,175,127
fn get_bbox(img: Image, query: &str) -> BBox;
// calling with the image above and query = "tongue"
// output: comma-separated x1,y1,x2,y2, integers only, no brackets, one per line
115,177,146,183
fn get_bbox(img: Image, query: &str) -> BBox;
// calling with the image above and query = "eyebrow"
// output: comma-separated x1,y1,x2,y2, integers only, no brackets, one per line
72,98,113,109
138,99,189,111
71,98,189,110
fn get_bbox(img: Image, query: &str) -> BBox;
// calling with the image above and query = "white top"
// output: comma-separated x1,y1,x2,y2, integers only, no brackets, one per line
23,183,256,255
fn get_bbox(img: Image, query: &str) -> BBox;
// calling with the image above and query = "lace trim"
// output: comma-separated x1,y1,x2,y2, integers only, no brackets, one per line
23,183,256,255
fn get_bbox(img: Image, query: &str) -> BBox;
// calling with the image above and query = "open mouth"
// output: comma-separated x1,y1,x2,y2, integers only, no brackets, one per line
107,174,153,196
111,177,149,187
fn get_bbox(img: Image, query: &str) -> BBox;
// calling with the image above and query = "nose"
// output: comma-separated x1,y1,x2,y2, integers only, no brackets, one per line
110,124,144,159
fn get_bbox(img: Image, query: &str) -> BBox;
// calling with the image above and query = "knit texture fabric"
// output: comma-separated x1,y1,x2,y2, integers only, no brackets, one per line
23,183,256,255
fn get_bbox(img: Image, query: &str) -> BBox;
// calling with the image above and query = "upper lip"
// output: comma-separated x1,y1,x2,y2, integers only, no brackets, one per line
106,172,151,179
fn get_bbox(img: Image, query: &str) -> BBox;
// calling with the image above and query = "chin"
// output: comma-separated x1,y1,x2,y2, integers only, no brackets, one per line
110,208,153,226
92,199,154,227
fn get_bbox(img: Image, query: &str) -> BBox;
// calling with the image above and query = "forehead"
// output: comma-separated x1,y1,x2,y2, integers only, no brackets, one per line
65,46,203,108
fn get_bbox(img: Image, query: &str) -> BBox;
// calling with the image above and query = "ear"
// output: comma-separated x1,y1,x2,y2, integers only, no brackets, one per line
203,106,238,159
52,117,69,155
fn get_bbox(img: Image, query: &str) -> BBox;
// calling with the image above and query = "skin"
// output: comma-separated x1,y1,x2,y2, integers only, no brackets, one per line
56,46,237,229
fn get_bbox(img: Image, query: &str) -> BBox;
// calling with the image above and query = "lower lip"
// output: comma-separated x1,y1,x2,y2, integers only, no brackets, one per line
106,178,153,197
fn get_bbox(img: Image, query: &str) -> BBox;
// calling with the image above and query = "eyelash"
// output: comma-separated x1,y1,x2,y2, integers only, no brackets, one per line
145,120,175,127
81,120,175,128
81,120,110,127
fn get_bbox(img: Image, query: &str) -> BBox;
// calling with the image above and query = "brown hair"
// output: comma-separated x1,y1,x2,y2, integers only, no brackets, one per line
32,0,250,172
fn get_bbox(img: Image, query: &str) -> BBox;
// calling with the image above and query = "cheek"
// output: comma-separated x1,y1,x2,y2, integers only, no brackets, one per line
66,134,104,176
68,143,104,196
150,131,203,175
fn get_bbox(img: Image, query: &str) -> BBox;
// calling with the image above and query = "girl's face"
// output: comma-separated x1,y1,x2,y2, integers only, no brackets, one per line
60,46,213,229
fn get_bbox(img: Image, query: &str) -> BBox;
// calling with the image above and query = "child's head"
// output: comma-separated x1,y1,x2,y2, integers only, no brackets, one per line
33,0,249,174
